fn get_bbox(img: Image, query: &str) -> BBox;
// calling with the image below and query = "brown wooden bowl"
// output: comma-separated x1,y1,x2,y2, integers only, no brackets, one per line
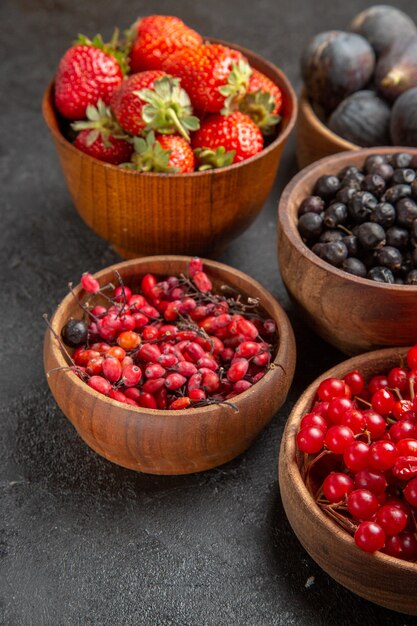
42,40,297,259
296,88,359,168
277,146,417,356
44,255,296,475
279,347,417,615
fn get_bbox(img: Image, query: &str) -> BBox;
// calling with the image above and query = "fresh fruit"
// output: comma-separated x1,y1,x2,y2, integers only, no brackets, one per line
301,31,375,113
390,87,417,147
111,72,199,140
71,100,133,164
350,5,417,57
129,15,203,73
192,111,264,165
55,34,125,120
237,69,282,135
328,90,391,147
375,35,417,102
295,346,417,561
298,152,417,284
125,131,195,173
163,43,249,113
48,258,277,411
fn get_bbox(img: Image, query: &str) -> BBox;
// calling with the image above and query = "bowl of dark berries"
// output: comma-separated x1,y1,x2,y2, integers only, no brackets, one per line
278,147,417,355
42,15,297,259
297,5,417,167
43,256,296,475
279,345,417,614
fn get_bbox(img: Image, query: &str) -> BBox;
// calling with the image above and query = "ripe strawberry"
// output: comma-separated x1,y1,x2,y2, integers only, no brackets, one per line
163,44,251,113
192,112,264,165
238,69,283,135
125,131,195,173
72,100,133,165
54,34,125,120
111,73,199,140
130,15,202,73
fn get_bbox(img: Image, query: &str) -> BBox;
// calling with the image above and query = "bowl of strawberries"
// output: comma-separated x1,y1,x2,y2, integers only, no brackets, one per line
42,15,297,258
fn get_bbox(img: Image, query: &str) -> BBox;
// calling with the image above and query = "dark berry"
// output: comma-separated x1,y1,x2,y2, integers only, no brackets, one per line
364,154,388,172
342,257,367,277
374,246,403,272
396,198,417,227
369,162,394,181
362,174,385,196
370,202,396,228
323,202,348,227
336,186,357,204
314,175,341,199
298,195,325,215
406,269,417,284
348,191,378,222
298,212,323,240
338,165,361,178
392,168,416,185
412,248,417,267
343,235,359,256
61,319,88,347
319,229,345,243
356,222,386,250
368,266,395,283
412,219,417,241
386,226,409,250
320,241,348,267
384,184,412,204
390,152,412,169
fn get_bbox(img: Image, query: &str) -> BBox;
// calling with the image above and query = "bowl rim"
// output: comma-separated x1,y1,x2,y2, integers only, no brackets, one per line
278,146,417,293
280,346,417,573
299,88,359,151
45,255,295,417
42,37,298,178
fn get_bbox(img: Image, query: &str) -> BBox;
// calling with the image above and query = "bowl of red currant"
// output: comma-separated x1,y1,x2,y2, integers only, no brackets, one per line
44,255,295,475
278,147,417,355
279,345,417,614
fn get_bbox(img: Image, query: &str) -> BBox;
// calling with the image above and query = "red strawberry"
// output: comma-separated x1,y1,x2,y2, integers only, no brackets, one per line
72,100,133,165
192,112,264,165
130,15,202,73
54,34,125,120
163,44,251,113
111,73,199,140
237,69,283,135
125,132,195,173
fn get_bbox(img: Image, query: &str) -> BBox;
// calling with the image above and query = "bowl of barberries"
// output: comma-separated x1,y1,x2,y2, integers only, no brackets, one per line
279,346,417,614
278,147,417,355
42,15,297,259
43,256,295,475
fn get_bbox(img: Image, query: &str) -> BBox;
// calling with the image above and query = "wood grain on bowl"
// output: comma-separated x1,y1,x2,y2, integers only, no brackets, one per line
44,256,296,475
277,147,417,355
42,40,297,259
279,348,417,615
296,89,358,168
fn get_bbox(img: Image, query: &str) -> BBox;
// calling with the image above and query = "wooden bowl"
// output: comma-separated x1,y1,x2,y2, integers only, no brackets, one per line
279,347,417,615
42,41,297,259
296,88,359,168
277,146,417,355
44,255,296,475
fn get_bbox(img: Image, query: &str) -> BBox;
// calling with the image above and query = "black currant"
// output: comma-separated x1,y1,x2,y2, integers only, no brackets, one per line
314,175,341,199
61,319,88,347
374,246,403,272
342,257,367,277
298,195,325,216
368,266,395,283
298,212,323,240
356,222,386,250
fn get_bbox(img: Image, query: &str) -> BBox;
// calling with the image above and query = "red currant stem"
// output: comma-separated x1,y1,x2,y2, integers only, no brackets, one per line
68,283,99,322
363,429,372,445
46,365,88,380
386,417,396,425
319,503,358,535
176,312,215,353
354,396,372,408
305,448,333,484
42,314,77,368
392,386,403,401
192,397,239,412
114,270,127,318
410,378,415,402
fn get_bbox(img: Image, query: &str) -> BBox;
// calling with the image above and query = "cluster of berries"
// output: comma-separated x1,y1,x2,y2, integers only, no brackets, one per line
296,346,417,560
298,152,417,284
54,16,283,172
53,258,277,410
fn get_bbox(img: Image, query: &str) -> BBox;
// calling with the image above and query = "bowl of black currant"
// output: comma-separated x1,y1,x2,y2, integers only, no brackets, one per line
278,148,417,355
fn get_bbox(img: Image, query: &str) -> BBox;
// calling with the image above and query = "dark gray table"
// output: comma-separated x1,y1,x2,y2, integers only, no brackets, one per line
1,1,416,624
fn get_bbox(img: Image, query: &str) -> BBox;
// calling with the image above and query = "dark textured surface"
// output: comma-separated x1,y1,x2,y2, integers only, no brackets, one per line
1,1,417,624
